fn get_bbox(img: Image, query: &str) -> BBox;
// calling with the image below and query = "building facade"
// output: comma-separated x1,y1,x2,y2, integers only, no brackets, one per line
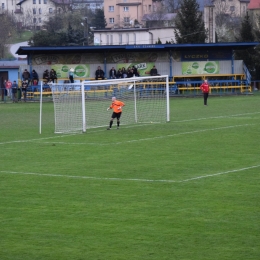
104,0,155,29
0,0,102,29
211,0,250,17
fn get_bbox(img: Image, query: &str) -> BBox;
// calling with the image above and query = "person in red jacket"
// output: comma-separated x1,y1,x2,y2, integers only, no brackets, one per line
107,97,125,130
200,79,210,106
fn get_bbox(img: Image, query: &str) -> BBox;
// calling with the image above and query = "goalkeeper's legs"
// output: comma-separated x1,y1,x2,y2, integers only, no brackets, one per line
107,119,113,130
107,112,121,130
109,119,113,128
116,113,122,129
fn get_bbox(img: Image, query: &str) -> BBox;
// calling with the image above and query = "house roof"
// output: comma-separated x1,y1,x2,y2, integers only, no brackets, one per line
116,2,141,6
16,0,27,5
51,0,72,4
0,59,26,68
92,27,174,33
142,13,176,21
16,42,260,56
248,0,260,9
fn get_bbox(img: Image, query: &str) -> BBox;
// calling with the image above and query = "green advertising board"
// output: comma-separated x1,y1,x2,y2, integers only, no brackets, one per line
182,61,219,75
51,64,90,78
117,62,155,76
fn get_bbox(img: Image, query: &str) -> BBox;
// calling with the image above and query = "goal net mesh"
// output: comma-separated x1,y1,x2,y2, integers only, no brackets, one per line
51,75,169,133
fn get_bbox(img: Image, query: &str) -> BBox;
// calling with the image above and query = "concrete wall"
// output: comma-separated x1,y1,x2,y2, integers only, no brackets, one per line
0,68,19,82
95,27,175,45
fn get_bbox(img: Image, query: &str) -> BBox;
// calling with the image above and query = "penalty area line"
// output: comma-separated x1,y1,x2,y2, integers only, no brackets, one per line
0,164,259,183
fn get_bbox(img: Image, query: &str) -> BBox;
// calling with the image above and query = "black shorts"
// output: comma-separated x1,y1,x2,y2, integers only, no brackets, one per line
112,112,122,120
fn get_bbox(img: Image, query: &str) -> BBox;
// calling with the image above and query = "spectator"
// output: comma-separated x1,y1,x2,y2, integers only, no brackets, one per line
109,67,117,79
69,68,74,83
21,80,28,102
31,69,39,85
22,69,30,82
2,79,7,100
122,67,127,78
95,66,105,80
12,80,18,103
5,79,12,99
127,68,134,78
150,65,158,76
50,69,57,83
116,68,123,79
132,66,139,77
43,70,50,84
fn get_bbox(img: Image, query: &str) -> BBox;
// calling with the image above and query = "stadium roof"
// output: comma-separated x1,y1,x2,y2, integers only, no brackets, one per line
16,42,259,55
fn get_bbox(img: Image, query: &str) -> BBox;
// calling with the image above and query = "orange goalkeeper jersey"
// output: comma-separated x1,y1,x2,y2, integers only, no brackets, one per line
110,100,125,113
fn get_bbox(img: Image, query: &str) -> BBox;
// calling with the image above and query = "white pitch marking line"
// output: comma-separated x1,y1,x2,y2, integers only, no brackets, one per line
0,123,151,146
179,165,260,182
173,112,260,123
0,112,259,146
37,123,255,146
0,165,259,183
115,124,255,145
0,133,78,145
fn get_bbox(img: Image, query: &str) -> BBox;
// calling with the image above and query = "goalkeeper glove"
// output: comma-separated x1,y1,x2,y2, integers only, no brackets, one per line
107,107,110,111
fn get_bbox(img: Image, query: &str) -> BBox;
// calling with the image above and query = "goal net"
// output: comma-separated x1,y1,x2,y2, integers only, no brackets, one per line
51,75,170,133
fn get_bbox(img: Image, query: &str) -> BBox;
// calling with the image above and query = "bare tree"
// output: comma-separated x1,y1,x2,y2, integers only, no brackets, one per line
0,12,15,58
213,0,242,42
50,0,73,14
14,9,35,30
162,0,181,13
145,1,174,28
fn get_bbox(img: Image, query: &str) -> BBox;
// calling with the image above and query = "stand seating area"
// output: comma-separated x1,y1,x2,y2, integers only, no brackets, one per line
19,73,251,101
173,74,251,95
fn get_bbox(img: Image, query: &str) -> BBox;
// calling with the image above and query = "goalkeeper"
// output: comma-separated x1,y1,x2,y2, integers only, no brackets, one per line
107,97,125,130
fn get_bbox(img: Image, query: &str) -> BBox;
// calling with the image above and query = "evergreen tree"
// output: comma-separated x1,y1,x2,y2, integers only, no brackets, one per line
67,23,74,44
236,12,254,42
253,14,260,80
174,0,207,43
155,38,162,44
92,9,107,30
29,30,67,46
235,12,256,79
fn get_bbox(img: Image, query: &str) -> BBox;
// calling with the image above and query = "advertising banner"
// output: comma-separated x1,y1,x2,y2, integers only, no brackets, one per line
182,61,219,75
182,50,231,61
117,62,155,76
51,64,90,78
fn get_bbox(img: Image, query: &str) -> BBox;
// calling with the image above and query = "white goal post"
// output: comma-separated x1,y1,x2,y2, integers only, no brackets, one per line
50,75,170,133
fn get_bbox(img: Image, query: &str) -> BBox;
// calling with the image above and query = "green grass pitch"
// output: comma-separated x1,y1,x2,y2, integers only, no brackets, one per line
0,94,259,260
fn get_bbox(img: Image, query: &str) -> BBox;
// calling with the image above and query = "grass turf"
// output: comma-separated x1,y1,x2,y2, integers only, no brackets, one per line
0,95,259,260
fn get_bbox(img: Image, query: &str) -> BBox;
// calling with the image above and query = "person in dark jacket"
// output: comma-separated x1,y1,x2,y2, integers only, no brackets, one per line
50,69,57,83
43,70,50,84
109,67,117,79
32,69,39,85
95,66,105,80
116,68,123,79
12,80,18,103
22,69,30,81
150,65,158,76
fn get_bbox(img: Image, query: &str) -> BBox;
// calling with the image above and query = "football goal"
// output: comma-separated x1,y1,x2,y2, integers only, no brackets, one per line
50,75,170,133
